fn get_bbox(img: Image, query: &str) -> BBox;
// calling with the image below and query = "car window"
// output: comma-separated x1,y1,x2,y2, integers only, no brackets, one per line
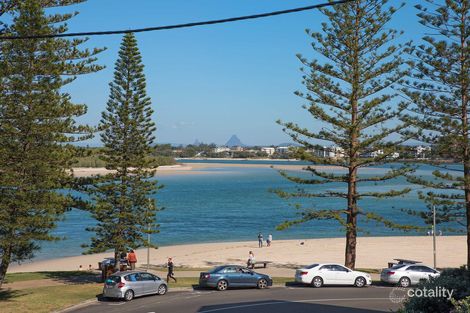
407,266,419,271
140,273,155,281
320,265,332,271
418,266,435,273
222,267,238,273
210,266,225,273
106,275,121,284
124,273,139,282
332,265,349,272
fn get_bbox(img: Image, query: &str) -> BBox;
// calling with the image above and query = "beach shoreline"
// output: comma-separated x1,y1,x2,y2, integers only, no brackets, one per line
72,162,374,177
9,236,466,274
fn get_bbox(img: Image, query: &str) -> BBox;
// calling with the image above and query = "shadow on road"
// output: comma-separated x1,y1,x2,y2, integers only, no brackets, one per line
197,299,387,313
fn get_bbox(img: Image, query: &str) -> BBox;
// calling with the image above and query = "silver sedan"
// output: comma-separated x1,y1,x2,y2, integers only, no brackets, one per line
380,264,440,287
103,271,168,301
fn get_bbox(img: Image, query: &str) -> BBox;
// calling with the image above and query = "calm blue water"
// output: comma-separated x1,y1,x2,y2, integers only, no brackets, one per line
36,162,462,261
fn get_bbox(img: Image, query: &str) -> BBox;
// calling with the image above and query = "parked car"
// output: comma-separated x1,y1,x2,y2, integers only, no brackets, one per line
381,263,440,287
103,271,168,301
295,263,372,288
199,265,273,291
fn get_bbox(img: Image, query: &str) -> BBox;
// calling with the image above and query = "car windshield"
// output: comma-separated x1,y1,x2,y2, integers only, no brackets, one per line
305,264,319,269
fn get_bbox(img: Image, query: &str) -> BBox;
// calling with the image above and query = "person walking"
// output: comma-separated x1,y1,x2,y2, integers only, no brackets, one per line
267,234,273,247
258,232,263,248
247,251,255,269
167,257,177,283
127,249,137,270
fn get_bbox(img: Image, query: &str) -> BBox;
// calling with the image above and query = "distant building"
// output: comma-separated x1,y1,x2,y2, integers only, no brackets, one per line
415,146,431,159
231,146,244,152
276,146,290,154
261,147,275,156
214,146,230,153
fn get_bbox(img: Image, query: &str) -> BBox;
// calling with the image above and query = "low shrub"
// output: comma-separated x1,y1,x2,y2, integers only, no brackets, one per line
399,267,470,313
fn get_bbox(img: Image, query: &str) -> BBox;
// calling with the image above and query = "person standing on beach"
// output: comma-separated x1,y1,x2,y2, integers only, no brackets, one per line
127,250,137,270
267,234,273,247
167,257,177,283
258,232,263,248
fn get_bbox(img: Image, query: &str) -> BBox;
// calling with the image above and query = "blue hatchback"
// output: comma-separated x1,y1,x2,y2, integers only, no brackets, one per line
199,265,273,291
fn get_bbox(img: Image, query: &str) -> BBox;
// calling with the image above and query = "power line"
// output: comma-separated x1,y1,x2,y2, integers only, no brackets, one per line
0,0,356,40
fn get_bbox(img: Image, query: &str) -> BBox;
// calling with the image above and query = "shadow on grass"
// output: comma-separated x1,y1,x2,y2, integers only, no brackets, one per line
6,271,100,285
41,271,100,284
0,288,28,301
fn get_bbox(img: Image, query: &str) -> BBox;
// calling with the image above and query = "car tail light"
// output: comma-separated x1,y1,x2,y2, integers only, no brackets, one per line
117,282,125,288
300,271,308,276
387,272,395,275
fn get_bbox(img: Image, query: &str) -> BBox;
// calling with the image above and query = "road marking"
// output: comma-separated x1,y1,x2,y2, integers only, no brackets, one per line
198,298,392,313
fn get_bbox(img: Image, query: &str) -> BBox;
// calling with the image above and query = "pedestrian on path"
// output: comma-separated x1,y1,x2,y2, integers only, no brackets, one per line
167,257,177,283
128,250,137,270
247,251,255,269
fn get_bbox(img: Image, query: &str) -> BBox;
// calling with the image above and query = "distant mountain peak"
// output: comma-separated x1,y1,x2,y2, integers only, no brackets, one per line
225,135,244,147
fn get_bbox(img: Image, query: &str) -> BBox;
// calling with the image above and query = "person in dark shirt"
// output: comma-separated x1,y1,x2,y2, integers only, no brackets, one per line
167,257,177,283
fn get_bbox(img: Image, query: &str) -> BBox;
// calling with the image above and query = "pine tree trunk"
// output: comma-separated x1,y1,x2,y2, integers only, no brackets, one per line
460,3,470,268
345,1,360,270
114,248,120,272
0,244,12,289
345,168,358,269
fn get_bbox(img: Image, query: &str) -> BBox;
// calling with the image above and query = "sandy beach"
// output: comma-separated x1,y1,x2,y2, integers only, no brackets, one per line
72,162,373,177
9,236,465,275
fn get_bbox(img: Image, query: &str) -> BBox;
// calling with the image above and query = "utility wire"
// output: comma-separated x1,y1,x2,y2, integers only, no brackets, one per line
0,0,356,40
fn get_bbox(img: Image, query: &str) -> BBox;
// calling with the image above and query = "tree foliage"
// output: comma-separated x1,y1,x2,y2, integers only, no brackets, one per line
80,33,161,269
275,0,416,269
401,0,469,265
0,0,102,287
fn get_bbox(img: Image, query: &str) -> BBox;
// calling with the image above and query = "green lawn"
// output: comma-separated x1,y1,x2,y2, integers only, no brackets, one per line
0,284,102,313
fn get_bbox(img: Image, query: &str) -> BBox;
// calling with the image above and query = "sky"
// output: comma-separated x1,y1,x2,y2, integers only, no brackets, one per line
44,0,425,146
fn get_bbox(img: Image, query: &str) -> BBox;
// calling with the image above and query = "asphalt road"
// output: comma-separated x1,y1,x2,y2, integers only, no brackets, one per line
69,285,403,313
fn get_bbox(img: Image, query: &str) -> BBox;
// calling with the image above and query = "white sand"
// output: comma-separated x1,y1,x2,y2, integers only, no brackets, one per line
9,236,465,275
71,162,359,177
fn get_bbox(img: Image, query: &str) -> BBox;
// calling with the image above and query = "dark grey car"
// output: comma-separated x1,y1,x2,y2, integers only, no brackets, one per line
103,271,168,301
199,265,273,291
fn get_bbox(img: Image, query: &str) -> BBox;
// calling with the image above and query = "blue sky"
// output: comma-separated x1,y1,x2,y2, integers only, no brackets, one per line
51,0,423,146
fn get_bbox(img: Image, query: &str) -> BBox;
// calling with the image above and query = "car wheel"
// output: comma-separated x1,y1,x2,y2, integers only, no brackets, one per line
311,276,323,288
216,280,228,291
354,276,366,288
257,279,268,289
157,285,167,295
399,277,411,288
124,290,134,301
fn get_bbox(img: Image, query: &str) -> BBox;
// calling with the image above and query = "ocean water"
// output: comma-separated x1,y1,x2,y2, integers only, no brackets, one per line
35,161,462,261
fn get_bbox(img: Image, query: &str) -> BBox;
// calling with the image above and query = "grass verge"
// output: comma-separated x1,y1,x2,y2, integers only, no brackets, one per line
0,284,102,313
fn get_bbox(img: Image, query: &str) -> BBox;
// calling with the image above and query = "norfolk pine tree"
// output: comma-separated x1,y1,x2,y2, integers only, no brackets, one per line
81,33,161,270
275,0,416,269
0,0,102,287
402,0,469,266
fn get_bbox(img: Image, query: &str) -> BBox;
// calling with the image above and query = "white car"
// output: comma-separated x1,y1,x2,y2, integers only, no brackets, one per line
295,263,372,288
380,264,440,287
